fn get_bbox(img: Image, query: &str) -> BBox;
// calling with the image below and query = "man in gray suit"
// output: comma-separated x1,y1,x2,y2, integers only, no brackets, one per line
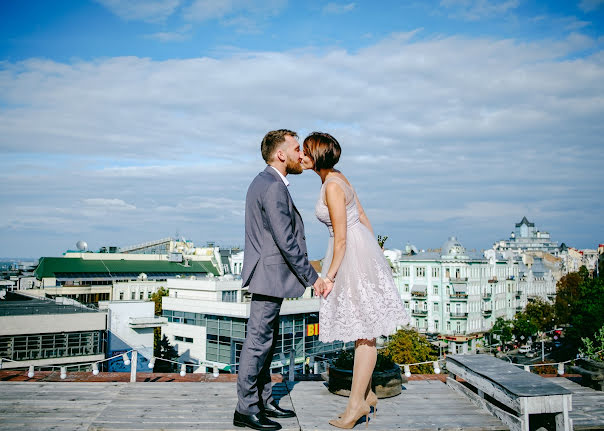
234,129,326,431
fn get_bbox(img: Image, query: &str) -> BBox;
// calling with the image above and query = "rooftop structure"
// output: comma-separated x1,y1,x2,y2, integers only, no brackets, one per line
0,376,602,430
30,238,224,305
494,216,560,256
0,292,106,370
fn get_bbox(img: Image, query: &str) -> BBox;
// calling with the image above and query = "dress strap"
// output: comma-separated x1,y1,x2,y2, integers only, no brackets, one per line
322,176,355,204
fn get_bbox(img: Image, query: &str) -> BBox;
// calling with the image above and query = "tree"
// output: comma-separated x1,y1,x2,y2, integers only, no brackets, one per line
565,277,604,348
154,335,179,372
150,287,169,358
382,329,437,373
513,312,538,342
525,299,556,332
554,272,583,325
491,317,513,346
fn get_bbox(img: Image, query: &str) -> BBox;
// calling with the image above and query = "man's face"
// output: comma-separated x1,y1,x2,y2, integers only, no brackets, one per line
282,135,304,175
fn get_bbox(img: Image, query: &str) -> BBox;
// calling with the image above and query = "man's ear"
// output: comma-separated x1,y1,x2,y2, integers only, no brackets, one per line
275,148,286,162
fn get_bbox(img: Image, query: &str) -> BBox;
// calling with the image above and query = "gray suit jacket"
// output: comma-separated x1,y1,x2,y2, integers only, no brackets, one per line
241,166,318,298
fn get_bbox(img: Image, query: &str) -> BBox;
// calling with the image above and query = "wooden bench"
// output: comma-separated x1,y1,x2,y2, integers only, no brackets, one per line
446,354,572,431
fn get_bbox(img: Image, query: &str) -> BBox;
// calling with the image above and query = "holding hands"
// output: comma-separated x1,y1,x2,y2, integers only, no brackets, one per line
312,276,334,298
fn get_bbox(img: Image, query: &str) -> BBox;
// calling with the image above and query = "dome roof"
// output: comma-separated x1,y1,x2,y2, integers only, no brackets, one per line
441,236,466,257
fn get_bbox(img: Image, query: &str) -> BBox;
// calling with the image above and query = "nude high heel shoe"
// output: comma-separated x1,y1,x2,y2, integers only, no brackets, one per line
366,390,378,418
339,390,378,419
329,402,371,429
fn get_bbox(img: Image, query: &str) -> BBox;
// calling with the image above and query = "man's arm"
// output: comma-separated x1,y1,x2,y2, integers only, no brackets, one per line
263,181,319,287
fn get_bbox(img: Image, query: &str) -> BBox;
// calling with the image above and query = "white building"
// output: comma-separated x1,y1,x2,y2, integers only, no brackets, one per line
161,277,351,374
98,300,167,371
0,292,106,370
112,279,166,302
392,237,556,354
494,217,560,256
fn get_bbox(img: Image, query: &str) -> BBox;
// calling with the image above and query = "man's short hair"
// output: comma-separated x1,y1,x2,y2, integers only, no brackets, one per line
261,129,298,163
302,132,341,170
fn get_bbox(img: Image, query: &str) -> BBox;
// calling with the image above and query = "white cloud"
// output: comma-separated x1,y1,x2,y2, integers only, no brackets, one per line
82,198,137,211
440,0,520,21
146,24,193,42
95,0,182,22
323,2,356,14
579,0,604,12
1,32,603,256
183,0,287,23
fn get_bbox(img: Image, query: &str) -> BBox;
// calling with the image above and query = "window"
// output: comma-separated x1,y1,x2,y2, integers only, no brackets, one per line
446,303,450,313
148,292,152,299
119,292,124,300
404,301,409,309
404,284,409,293
434,320,439,331
433,303,439,312
139,291,144,300
446,321,451,331
175,336,193,343
456,322,461,333
402,267,410,277
416,267,426,278
131,291,136,300
222,290,237,302
433,285,438,295
432,267,440,277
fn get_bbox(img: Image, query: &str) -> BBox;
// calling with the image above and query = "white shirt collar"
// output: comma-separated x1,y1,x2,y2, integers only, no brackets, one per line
270,166,289,187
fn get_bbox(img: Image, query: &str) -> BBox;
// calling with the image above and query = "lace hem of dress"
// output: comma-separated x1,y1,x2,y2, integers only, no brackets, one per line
319,318,411,344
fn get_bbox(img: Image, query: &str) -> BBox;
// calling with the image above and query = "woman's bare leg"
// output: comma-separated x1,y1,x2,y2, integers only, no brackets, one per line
341,338,376,419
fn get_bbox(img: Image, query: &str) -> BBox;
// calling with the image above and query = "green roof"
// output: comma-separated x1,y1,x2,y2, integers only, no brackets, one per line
34,257,219,279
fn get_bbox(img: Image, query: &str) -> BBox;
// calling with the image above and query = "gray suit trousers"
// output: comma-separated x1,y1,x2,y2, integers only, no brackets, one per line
236,294,283,415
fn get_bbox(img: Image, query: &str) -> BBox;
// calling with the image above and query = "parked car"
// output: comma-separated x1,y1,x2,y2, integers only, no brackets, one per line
526,351,537,358
518,345,531,354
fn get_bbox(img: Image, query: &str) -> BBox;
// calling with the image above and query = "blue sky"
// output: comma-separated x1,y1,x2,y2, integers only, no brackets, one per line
1,0,603,259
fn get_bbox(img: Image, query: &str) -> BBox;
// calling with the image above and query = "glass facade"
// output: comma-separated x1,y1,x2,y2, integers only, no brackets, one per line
163,309,352,373
0,330,105,362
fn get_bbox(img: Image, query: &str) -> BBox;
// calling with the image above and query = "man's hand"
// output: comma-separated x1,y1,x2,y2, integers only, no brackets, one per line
313,277,326,298
322,278,334,298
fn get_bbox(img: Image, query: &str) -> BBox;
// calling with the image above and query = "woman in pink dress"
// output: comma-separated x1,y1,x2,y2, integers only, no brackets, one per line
302,132,409,429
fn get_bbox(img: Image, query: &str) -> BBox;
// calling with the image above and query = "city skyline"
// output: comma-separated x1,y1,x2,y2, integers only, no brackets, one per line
1,0,603,258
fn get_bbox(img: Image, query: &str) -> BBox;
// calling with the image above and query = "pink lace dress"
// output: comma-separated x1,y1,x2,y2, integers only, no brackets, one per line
316,176,409,343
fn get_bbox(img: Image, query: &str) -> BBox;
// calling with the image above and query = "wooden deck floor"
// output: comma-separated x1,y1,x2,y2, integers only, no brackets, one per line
0,378,601,431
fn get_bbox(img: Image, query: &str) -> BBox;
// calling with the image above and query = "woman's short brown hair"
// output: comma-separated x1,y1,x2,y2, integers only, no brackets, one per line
303,132,341,170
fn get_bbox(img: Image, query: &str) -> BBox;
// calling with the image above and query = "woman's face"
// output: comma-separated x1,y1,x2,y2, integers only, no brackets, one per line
301,148,315,170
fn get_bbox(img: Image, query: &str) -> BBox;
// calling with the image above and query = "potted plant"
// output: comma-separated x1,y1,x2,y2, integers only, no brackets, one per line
327,349,405,398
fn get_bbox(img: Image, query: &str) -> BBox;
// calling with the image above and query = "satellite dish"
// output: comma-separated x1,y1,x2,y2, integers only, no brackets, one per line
76,240,88,251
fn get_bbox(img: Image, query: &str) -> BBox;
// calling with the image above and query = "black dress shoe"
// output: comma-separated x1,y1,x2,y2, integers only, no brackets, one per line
233,410,282,430
262,401,296,419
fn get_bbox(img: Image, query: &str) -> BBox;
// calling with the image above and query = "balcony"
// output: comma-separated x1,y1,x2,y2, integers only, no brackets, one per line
488,278,498,283
450,312,468,319
411,292,427,299
482,293,492,300
129,316,168,329
412,309,428,316
515,306,523,312
450,277,468,283
482,309,492,317
450,293,468,301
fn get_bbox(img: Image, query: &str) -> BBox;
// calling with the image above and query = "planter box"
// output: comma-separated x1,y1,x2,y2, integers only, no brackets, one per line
571,358,604,391
327,364,406,398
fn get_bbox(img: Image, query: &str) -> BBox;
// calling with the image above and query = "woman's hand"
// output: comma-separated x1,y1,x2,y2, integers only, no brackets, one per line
322,277,334,298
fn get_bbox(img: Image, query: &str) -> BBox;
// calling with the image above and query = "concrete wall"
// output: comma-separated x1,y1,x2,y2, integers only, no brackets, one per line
0,312,107,336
